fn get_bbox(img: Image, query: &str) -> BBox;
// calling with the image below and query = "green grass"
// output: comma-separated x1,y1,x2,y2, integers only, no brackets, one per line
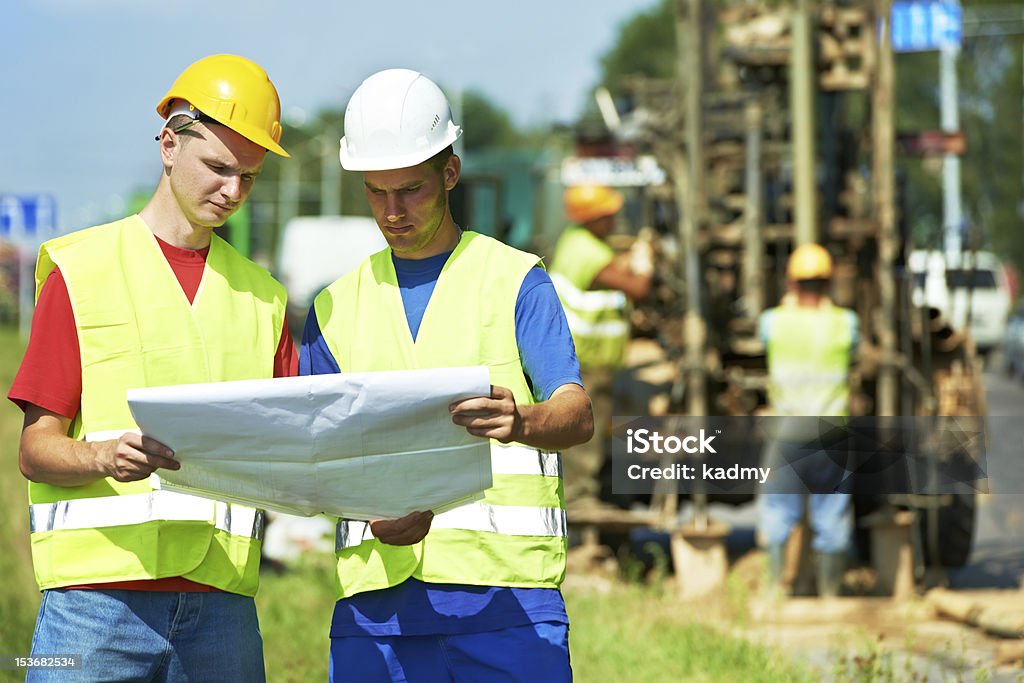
0,328,38,681
0,323,812,681
565,582,812,683
255,555,334,682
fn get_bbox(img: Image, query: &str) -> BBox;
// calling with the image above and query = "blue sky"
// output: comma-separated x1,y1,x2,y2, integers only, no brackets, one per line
1,0,657,233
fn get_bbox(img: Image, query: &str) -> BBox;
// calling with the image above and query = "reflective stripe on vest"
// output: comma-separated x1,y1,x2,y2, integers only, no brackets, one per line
336,443,564,551
764,304,855,417
29,491,263,540
492,444,561,477
549,272,626,313
548,228,629,368
28,216,285,595
558,305,630,339
337,503,566,551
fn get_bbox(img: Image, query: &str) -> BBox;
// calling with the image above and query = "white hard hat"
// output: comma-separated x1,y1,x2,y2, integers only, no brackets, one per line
339,68,463,171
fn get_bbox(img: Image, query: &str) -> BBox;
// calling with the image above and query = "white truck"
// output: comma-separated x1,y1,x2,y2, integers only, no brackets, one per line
909,249,1013,356
274,215,386,334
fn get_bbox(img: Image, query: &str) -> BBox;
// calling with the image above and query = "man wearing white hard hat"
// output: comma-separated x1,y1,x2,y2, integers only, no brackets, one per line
9,54,295,680
301,68,593,682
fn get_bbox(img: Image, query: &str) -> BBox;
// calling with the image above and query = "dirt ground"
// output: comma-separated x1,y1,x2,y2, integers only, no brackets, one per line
742,593,1023,680
566,544,1024,681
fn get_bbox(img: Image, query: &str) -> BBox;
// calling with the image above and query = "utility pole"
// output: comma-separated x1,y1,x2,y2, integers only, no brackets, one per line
743,100,765,317
940,3,964,265
672,0,709,533
278,155,300,243
874,0,898,417
321,132,342,216
677,0,707,421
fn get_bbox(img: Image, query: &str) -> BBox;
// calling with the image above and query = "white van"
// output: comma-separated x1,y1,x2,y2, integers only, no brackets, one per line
908,249,1012,354
274,215,386,330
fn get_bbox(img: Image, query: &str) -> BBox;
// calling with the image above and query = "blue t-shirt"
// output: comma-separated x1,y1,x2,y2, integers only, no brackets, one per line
300,250,582,637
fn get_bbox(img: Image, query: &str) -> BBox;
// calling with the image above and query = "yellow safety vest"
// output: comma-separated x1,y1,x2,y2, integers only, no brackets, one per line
549,226,628,369
314,231,567,599
763,303,856,417
28,215,286,596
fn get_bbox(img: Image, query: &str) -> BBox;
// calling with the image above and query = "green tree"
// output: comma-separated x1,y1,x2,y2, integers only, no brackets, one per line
599,0,675,90
459,89,525,150
897,31,1024,277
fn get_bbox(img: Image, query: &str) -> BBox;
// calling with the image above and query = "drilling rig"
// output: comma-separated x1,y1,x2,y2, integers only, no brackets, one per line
565,0,986,589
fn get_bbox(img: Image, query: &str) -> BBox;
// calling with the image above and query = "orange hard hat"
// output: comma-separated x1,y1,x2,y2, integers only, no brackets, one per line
564,185,624,224
787,243,833,280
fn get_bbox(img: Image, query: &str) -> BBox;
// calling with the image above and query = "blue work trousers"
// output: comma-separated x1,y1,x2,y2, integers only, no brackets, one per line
329,622,571,683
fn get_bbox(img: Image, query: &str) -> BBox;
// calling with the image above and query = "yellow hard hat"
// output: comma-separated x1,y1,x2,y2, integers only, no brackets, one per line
156,54,289,157
564,185,624,224
787,243,833,280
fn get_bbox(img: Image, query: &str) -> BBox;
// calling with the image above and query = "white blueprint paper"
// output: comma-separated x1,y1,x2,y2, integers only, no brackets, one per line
126,367,493,520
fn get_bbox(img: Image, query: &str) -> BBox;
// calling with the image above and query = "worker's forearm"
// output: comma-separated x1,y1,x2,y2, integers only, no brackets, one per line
620,273,652,302
20,429,109,487
515,384,594,450
593,261,652,302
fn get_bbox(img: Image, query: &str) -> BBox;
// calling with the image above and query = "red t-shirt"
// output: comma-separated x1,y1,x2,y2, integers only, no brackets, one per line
8,235,298,592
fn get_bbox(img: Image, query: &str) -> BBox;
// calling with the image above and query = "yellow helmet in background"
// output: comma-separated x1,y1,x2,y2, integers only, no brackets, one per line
156,54,289,157
787,243,833,280
564,185,624,224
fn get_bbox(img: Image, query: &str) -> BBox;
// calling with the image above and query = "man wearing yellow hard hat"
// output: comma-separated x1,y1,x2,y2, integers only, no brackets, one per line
757,243,859,599
549,184,654,510
9,54,294,680
302,68,593,682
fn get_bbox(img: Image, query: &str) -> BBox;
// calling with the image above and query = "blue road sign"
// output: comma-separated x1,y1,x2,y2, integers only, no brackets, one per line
0,194,58,244
892,1,962,52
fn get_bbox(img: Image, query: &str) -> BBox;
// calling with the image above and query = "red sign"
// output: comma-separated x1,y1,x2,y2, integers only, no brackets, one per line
898,130,966,156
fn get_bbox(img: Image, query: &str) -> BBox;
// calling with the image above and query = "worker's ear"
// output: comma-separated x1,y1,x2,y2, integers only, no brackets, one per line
443,154,461,191
157,128,180,173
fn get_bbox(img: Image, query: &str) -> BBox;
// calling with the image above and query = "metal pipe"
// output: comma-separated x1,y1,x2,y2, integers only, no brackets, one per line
791,0,818,245
743,99,765,317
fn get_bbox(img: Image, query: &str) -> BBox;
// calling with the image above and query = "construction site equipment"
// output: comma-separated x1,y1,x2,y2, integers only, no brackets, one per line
551,0,985,593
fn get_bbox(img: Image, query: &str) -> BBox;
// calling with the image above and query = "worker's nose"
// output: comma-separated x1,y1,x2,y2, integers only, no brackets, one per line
384,195,404,223
221,175,243,203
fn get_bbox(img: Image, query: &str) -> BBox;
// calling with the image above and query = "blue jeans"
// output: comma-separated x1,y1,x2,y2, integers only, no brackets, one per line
28,588,265,682
758,493,852,553
329,622,572,683
757,437,853,554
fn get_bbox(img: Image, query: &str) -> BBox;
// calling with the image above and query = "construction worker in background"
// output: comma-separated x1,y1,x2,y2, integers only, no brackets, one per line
549,185,654,509
757,243,859,598
8,54,295,681
301,68,593,682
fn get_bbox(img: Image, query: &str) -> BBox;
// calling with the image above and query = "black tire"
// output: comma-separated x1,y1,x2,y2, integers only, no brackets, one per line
917,492,976,568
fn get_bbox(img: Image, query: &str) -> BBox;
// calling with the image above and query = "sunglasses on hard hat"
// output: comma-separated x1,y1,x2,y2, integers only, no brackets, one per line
153,111,219,141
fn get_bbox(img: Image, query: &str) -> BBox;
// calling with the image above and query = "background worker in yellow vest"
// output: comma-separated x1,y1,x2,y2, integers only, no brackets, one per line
300,68,594,682
757,243,859,598
549,185,654,509
8,54,295,681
